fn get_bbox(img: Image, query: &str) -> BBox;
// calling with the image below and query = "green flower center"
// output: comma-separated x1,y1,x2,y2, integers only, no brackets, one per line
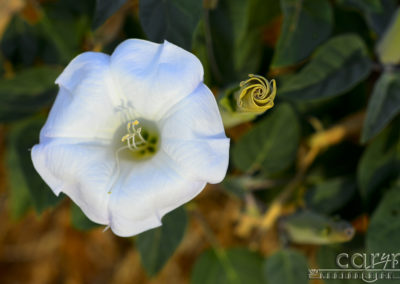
113,119,160,161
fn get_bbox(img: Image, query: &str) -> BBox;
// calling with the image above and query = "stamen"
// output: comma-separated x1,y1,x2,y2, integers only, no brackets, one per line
121,120,147,151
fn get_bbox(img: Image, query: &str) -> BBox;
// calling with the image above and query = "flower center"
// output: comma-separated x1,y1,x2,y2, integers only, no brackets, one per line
113,119,160,162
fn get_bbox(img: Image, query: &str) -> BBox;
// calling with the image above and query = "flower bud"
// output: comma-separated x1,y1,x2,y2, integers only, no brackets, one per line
236,74,276,114
219,74,277,128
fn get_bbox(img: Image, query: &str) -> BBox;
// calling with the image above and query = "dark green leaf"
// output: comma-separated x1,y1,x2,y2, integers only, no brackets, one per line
231,0,281,75
136,206,188,276
376,8,400,65
317,243,366,284
6,116,63,217
139,0,202,50
332,4,374,48
337,0,383,13
192,20,213,85
367,185,400,253
357,120,400,202
263,249,308,284
0,66,58,95
39,8,91,64
341,0,397,37
193,0,280,84
271,0,333,69
305,177,357,214
1,16,39,66
232,103,300,175
0,66,59,122
364,0,397,37
362,70,400,143
7,130,33,219
279,34,372,101
191,248,264,284
70,203,101,231
359,0,397,36
199,1,237,83
92,0,128,29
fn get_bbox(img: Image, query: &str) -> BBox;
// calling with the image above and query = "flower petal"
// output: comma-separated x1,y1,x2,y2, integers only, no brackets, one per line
31,138,114,224
110,39,204,120
108,151,206,237
41,52,121,141
160,84,230,183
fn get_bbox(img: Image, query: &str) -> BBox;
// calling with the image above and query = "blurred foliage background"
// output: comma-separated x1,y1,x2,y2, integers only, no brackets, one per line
0,0,400,283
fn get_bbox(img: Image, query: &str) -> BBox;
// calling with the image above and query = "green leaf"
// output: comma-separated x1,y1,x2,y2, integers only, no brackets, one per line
136,206,188,276
193,0,280,84
367,185,400,253
0,66,59,122
363,0,397,37
6,116,63,217
231,0,281,75
70,203,101,231
7,130,33,219
305,177,357,214
317,244,365,284
1,16,39,66
337,0,383,13
92,0,128,29
338,0,396,37
191,248,264,284
39,7,91,64
271,0,333,69
357,120,400,202
197,0,237,83
139,0,202,50
0,66,58,95
263,249,308,284
192,20,212,86
376,8,400,65
279,34,372,101
232,103,300,175
362,70,400,143
358,0,382,12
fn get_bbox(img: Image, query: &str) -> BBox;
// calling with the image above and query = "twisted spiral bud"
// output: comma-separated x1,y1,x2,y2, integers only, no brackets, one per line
236,74,277,114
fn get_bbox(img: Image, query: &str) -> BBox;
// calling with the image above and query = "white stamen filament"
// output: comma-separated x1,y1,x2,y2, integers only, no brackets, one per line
121,120,147,151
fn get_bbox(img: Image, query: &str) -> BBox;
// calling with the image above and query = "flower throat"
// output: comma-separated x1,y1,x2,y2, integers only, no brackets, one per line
120,120,159,159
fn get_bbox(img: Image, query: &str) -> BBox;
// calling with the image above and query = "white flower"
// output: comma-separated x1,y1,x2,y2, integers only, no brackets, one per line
31,39,230,237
